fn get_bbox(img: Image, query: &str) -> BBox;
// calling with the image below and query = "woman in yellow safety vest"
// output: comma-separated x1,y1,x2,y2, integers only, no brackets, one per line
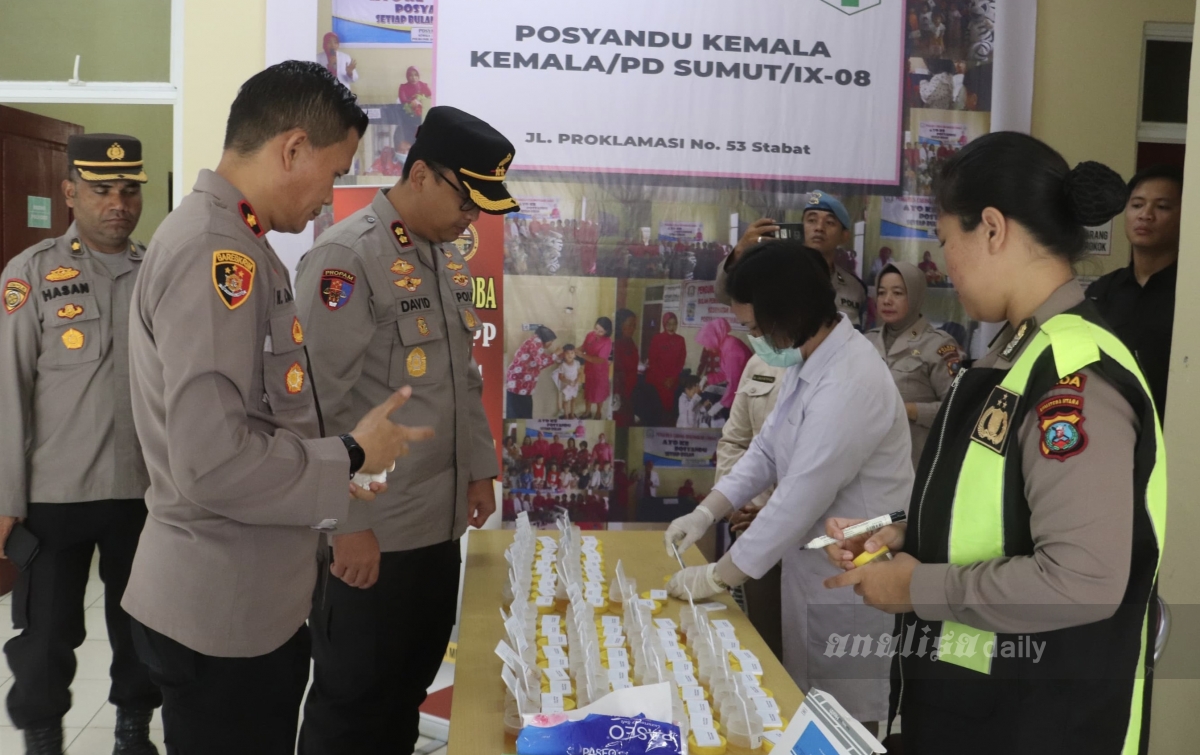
825,131,1166,755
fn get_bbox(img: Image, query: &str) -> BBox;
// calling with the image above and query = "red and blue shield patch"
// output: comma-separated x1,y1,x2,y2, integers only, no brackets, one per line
320,269,356,311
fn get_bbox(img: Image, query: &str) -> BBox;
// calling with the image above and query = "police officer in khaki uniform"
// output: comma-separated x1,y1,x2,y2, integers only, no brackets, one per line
717,190,867,329
716,355,786,660
122,62,429,755
1,135,161,755
294,106,511,755
865,260,964,468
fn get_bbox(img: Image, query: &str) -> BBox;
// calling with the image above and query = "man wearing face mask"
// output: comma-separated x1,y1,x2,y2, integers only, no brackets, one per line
716,190,867,329
0,134,162,755
663,242,910,733
295,105,515,755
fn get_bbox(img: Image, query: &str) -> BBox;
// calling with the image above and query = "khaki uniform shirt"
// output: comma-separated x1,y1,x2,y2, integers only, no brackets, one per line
715,356,786,509
909,281,1141,633
715,254,867,328
865,315,964,469
0,226,148,515
122,170,351,658
296,190,499,552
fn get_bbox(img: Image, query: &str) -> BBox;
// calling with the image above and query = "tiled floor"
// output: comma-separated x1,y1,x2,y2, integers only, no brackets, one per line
0,555,450,755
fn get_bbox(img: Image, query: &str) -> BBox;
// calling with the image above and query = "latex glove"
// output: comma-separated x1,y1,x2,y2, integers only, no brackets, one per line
664,507,714,557
663,491,734,556
666,563,724,600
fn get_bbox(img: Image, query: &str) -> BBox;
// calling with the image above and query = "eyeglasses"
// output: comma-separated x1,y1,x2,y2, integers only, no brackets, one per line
432,170,479,213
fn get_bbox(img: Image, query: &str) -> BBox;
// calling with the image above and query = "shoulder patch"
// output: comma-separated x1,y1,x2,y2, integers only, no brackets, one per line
45,266,81,282
3,279,31,314
320,269,356,311
1037,394,1087,461
970,385,1019,455
1055,373,1087,393
212,251,256,310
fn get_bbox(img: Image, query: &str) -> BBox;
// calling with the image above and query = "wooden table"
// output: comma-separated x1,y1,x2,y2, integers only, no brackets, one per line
449,530,804,754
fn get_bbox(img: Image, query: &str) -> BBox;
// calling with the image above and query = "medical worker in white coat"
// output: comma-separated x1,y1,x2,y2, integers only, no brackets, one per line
665,242,912,728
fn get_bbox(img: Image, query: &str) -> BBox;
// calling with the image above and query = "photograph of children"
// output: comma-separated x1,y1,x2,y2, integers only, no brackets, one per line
613,280,752,429
318,0,434,181
902,110,991,195
504,276,618,421
500,420,618,524
906,0,994,64
623,428,720,522
905,57,994,113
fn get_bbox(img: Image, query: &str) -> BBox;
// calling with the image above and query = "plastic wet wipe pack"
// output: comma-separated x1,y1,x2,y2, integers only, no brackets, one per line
516,682,682,755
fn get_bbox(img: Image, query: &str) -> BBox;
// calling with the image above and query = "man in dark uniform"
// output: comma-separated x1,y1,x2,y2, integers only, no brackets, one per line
295,106,514,754
1087,164,1182,420
0,135,161,755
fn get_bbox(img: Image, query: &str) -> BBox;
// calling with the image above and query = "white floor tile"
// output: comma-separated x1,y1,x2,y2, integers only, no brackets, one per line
0,592,10,605
62,678,110,729
83,581,106,609
73,640,114,681
0,678,12,727
83,605,108,641
87,703,163,730
0,621,18,644
0,650,10,686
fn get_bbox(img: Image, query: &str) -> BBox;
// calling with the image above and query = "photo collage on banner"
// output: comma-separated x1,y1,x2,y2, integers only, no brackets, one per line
318,0,999,527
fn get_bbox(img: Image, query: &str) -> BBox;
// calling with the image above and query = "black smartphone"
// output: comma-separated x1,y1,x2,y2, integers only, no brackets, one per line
5,523,39,572
774,223,806,241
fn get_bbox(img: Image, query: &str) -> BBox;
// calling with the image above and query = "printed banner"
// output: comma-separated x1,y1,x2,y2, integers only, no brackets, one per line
434,0,906,183
642,428,719,468
333,0,435,47
513,197,562,220
658,220,704,241
680,280,743,329
918,120,969,146
880,195,938,240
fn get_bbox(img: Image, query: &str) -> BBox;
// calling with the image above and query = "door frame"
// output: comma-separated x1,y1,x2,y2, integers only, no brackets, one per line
0,0,185,209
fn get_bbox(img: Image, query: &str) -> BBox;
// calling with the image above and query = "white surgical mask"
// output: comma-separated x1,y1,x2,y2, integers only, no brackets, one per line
748,334,804,369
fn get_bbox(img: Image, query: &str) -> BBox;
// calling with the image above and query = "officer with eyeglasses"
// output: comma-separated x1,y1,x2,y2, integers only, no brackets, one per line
294,106,520,755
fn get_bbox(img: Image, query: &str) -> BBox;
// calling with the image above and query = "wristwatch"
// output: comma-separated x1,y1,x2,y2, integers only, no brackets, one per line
339,434,365,477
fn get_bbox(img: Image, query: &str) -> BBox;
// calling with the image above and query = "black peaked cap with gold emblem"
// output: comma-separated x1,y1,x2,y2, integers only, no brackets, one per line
409,106,518,215
68,133,148,183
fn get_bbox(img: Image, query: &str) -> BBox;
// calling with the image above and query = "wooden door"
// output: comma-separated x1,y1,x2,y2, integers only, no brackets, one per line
0,105,82,268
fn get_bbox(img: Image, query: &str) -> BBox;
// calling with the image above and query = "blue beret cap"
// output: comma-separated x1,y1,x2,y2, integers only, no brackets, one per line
804,190,851,229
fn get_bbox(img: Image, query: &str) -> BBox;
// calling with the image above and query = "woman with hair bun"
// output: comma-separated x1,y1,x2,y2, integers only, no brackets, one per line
825,132,1166,754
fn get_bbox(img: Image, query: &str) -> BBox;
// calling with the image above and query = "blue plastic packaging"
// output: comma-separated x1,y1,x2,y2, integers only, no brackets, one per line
516,713,683,755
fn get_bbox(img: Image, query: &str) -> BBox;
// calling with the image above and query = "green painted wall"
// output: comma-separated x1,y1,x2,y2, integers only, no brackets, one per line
0,0,169,81
14,104,174,242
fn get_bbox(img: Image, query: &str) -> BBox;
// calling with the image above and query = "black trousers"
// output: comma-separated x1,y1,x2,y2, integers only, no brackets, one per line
4,499,161,729
130,618,310,755
299,540,461,755
506,391,533,419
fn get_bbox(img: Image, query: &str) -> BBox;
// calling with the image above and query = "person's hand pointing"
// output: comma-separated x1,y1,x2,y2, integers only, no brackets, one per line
350,386,434,475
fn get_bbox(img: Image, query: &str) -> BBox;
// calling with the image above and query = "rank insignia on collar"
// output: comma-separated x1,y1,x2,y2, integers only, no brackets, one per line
391,259,415,275
321,269,356,311
446,261,464,271
70,239,82,254
1037,395,1087,461
57,304,84,320
407,346,427,378
212,250,256,310
971,386,1019,455
395,276,423,293
391,221,413,248
46,266,81,282
291,316,304,345
452,273,471,288
1001,318,1036,361
62,327,84,350
416,316,430,336
239,200,265,237
3,279,31,314
286,362,305,394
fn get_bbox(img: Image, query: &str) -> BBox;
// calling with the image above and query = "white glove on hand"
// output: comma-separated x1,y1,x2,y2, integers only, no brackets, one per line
664,506,715,557
666,563,724,600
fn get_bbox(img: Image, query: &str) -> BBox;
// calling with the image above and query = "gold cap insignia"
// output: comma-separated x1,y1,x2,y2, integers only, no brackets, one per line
62,328,84,350
107,142,126,161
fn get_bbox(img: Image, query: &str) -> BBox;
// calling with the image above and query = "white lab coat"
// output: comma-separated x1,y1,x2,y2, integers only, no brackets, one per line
315,50,359,88
713,315,913,721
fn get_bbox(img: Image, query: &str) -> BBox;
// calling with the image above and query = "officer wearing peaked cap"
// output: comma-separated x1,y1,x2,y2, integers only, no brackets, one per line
0,134,162,755
295,105,516,754
717,190,868,330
